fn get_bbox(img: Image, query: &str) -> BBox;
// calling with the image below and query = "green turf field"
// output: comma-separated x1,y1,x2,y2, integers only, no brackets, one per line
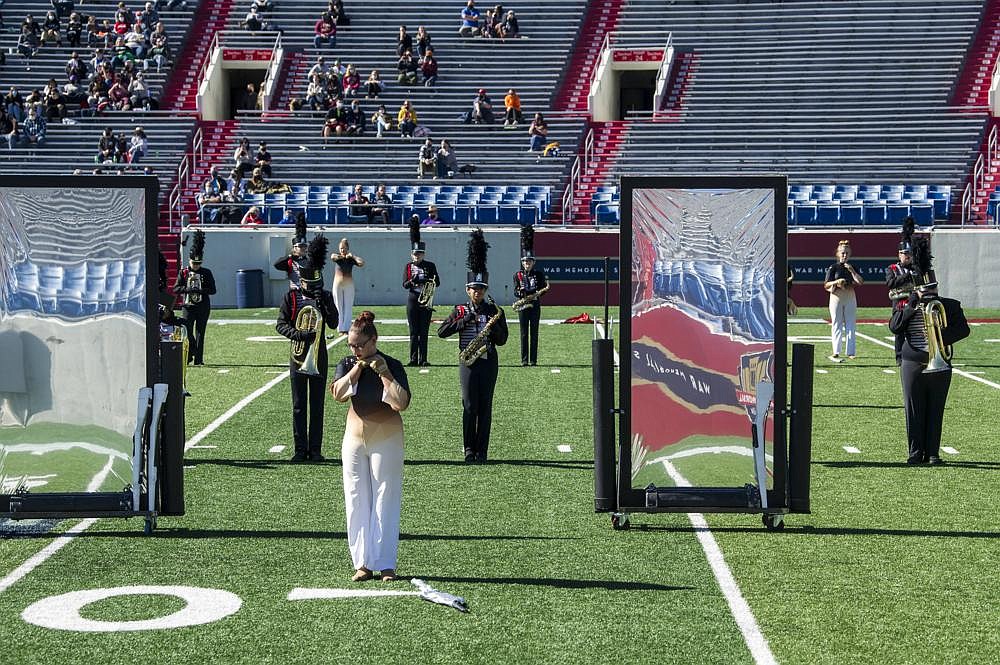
2,305,999,664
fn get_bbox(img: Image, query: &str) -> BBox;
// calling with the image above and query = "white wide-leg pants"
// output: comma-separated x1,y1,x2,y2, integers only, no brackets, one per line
341,431,404,571
333,278,355,333
829,289,857,356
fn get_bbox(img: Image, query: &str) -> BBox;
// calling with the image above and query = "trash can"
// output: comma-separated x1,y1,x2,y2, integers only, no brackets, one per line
235,269,264,309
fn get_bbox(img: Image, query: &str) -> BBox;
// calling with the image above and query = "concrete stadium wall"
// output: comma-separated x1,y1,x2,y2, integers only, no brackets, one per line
930,228,1000,308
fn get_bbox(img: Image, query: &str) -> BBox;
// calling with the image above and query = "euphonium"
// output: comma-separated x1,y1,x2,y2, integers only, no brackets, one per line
459,297,504,367
292,304,323,376
512,284,550,312
922,298,952,374
186,272,203,305
417,280,436,310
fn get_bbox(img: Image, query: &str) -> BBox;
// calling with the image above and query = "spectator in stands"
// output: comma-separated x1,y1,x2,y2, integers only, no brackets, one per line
148,22,169,71
397,49,418,85
66,12,83,47
307,56,326,82
397,100,417,137
17,25,40,71
459,0,480,37
397,25,412,57
234,138,253,177
370,184,392,224
329,0,348,25
503,88,522,127
346,99,365,135
277,208,297,225
52,0,76,20
421,204,441,226
86,17,102,46
5,87,25,122
415,25,432,57
342,64,361,97
239,83,258,111
306,73,326,110
251,0,275,17
42,12,62,45
246,167,280,194
22,14,42,38
198,180,223,223
313,11,336,49
481,8,498,39
140,3,160,34
255,141,273,177
86,82,108,115
325,70,343,104
421,50,438,87
348,184,371,221
1,109,18,151
109,78,131,110
436,139,457,179
528,112,547,151
96,127,116,162
130,72,154,109
124,21,147,60
114,132,130,162
22,107,46,149
330,58,347,77
66,51,88,83
417,138,436,179
99,18,115,46
128,126,147,162
371,104,391,138
112,36,137,70
240,206,266,226
500,9,519,38
206,165,227,193
365,69,383,98
44,80,68,121
323,99,348,140
465,88,494,124
226,167,245,201
243,6,263,32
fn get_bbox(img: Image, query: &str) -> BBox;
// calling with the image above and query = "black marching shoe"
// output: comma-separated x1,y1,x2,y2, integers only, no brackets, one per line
464,451,476,464
928,456,944,466
407,360,419,367
291,453,307,463
419,360,430,367
310,454,326,463
906,456,925,465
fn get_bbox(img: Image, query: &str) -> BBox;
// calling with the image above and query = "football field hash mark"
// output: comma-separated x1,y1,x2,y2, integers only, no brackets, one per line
843,446,861,454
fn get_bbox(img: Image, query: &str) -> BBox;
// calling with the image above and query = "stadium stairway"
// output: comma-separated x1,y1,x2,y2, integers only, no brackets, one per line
162,0,240,112
569,120,627,225
552,0,626,113
951,0,1000,108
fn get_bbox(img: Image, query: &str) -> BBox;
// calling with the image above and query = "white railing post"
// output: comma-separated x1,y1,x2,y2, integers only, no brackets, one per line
962,182,971,225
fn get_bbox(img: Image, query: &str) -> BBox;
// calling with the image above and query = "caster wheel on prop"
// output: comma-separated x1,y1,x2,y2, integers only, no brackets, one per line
763,514,784,531
611,513,631,530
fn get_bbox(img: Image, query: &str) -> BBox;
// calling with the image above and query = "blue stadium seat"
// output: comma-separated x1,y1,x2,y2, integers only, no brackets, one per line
817,203,841,224
863,203,887,225
793,202,817,225
811,190,834,202
910,203,934,227
498,206,520,224
839,204,863,226
595,203,620,225
928,191,950,219
455,206,474,224
333,206,349,224
307,206,328,224
886,204,911,224
519,206,539,225
833,191,856,202
476,205,499,224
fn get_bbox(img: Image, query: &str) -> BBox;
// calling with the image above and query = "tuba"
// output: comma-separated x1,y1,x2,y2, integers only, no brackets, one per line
292,304,324,376
458,297,504,367
922,298,952,373
185,271,203,306
512,284,550,312
417,280,436,310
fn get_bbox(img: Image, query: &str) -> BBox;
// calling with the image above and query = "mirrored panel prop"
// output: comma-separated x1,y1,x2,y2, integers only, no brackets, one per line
0,179,157,498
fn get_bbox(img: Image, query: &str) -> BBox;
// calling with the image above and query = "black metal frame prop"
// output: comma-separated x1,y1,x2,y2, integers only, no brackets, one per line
0,176,184,533
593,175,813,530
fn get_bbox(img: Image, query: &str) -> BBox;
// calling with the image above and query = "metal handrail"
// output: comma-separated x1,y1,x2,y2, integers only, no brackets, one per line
192,125,203,173
196,32,220,97
653,33,675,110
589,31,613,99
562,160,577,225
169,183,180,232
962,181,971,225
991,123,998,166
583,127,594,178
259,32,283,111
975,152,984,195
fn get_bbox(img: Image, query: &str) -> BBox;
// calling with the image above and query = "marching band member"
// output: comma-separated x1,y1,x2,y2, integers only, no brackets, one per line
330,237,365,334
402,215,440,366
276,236,339,462
886,217,920,364
172,230,217,365
888,237,969,466
437,229,508,464
331,311,411,582
512,224,548,366
273,214,310,291
824,239,864,362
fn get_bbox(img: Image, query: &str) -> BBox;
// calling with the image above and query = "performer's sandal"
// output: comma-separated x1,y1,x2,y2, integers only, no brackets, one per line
352,568,374,582
381,569,398,582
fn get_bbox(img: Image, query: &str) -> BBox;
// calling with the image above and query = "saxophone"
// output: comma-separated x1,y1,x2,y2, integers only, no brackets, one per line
186,271,203,306
512,284,550,312
417,280,436,310
458,297,504,367
292,304,324,376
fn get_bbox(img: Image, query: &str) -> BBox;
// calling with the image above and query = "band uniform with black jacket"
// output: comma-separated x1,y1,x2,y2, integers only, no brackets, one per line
274,215,310,290
172,230,217,365
275,237,339,462
513,224,547,366
403,216,440,366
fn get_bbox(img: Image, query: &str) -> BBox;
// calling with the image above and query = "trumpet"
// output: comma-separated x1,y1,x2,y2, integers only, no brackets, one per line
292,305,324,376
512,284,550,312
417,280,436,310
922,298,952,373
459,296,504,367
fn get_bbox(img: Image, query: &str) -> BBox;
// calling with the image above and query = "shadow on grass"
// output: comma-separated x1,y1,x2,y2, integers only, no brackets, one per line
814,404,902,410
413,575,691,592
631,524,1000,539
184,458,340,469
75,529,572,542
183,458,593,471
189,363,288,369
815,460,1000,470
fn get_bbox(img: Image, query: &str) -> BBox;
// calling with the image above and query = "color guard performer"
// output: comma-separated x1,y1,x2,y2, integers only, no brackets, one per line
512,224,548,366
437,229,508,463
888,237,969,465
402,215,440,366
331,311,411,582
273,214,310,291
172,230,217,365
276,236,339,462
330,237,365,334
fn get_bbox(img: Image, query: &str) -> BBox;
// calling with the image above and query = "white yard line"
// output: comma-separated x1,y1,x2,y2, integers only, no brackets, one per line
660,460,777,665
842,446,861,454
288,588,419,600
268,445,286,454
0,336,347,597
856,332,1000,391
556,444,572,453
941,446,960,455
